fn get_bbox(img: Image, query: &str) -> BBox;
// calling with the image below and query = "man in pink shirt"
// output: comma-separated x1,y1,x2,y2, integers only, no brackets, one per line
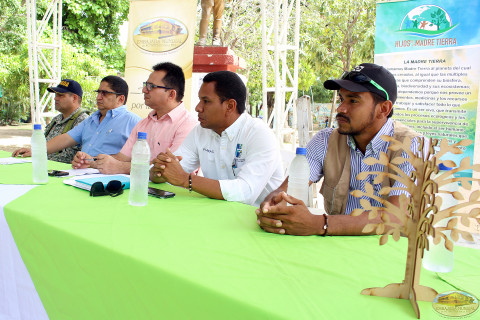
73,62,197,174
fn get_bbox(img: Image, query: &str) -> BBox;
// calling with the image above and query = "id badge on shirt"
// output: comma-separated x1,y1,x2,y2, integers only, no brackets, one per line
232,144,245,176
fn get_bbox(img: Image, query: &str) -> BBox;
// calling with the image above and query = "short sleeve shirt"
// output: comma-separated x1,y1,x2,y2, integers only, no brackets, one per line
307,119,423,214
67,105,141,156
44,108,89,163
120,103,197,160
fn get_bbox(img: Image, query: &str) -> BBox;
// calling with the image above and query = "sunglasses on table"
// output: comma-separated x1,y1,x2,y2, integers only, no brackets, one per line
341,71,390,101
90,180,125,197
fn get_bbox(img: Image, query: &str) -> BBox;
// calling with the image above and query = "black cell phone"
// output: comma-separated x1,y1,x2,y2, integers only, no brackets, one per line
48,170,69,177
148,187,175,199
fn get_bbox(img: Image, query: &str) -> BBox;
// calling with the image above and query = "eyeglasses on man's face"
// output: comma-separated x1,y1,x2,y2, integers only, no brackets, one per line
94,90,122,97
143,82,173,92
341,71,390,101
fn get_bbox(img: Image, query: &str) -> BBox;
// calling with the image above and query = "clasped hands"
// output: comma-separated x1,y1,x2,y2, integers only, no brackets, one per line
72,151,121,174
256,192,325,236
150,148,188,187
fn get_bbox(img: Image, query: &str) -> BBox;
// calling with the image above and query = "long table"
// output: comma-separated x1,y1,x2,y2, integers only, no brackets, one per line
1,152,479,319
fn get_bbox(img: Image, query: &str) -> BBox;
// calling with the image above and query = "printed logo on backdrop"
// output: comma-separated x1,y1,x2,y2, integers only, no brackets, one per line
400,5,457,37
133,17,188,53
396,5,458,48
432,290,479,318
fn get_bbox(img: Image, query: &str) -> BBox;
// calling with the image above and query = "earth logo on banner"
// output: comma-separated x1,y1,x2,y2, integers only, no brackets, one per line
399,5,457,38
133,17,188,53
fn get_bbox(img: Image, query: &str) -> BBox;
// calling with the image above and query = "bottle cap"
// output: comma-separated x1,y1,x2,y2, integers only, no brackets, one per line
137,132,147,140
33,124,42,130
438,163,452,171
296,147,307,155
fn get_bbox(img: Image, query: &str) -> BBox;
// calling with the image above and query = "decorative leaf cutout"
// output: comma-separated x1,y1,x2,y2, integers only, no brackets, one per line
446,218,457,229
469,208,480,218
376,223,385,235
379,152,389,164
351,190,364,198
434,196,443,208
392,229,401,241
373,173,386,184
402,137,412,153
450,229,459,242
360,199,372,211
445,239,454,252
441,160,457,167
469,190,480,202
368,209,378,220
363,157,380,165
379,234,389,245
381,212,391,223
378,187,390,196
460,180,472,190
459,230,474,242
456,139,473,146
459,157,471,168
350,208,363,217
362,224,376,233
387,143,402,152
391,157,408,165
460,216,470,227
356,172,370,180
365,183,374,195
452,191,464,201
433,234,442,245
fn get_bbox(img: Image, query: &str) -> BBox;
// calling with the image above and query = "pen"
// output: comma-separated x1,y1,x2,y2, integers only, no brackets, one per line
84,157,98,162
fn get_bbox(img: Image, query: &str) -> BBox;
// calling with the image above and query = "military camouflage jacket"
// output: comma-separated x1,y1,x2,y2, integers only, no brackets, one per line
44,108,89,163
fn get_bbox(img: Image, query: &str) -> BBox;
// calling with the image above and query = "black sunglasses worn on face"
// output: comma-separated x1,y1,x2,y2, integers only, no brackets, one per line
89,180,125,197
341,71,390,101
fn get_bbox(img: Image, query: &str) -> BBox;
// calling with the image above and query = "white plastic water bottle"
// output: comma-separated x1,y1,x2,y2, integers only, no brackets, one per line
129,132,151,206
287,147,310,205
31,124,48,183
423,163,456,272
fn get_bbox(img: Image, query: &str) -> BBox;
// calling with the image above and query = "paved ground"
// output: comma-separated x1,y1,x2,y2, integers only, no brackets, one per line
0,124,32,153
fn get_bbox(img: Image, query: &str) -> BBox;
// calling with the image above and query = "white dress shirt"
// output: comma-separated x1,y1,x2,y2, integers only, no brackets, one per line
176,113,284,206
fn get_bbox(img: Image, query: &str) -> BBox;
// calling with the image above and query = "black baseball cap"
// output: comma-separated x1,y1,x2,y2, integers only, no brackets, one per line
47,79,83,97
324,63,397,104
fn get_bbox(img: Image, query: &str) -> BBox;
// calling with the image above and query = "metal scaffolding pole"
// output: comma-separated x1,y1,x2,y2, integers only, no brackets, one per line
26,0,62,125
261,0,300,148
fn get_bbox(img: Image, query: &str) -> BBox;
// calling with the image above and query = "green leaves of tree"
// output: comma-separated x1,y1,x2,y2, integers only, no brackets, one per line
61,0,129,70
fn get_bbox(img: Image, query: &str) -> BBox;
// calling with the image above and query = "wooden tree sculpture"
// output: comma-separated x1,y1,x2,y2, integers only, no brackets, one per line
350,137,480,318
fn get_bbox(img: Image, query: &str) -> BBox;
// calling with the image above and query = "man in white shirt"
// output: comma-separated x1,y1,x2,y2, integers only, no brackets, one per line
150,71,284,206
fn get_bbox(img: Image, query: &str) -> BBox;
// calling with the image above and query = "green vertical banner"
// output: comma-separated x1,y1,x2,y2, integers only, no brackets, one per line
375,0,480,176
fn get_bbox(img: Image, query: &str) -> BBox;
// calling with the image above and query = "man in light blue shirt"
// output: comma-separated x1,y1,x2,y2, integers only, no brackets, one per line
67,76,141,156
16,76,141,160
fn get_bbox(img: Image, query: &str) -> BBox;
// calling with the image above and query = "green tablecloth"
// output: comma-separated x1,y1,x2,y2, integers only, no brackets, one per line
0,150,71,184
3,154,480,319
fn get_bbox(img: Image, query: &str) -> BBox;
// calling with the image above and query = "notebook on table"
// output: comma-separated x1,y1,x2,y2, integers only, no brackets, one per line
63,174,130,191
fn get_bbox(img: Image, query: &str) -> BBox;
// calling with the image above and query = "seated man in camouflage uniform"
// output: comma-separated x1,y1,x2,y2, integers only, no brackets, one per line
13,79,88,163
